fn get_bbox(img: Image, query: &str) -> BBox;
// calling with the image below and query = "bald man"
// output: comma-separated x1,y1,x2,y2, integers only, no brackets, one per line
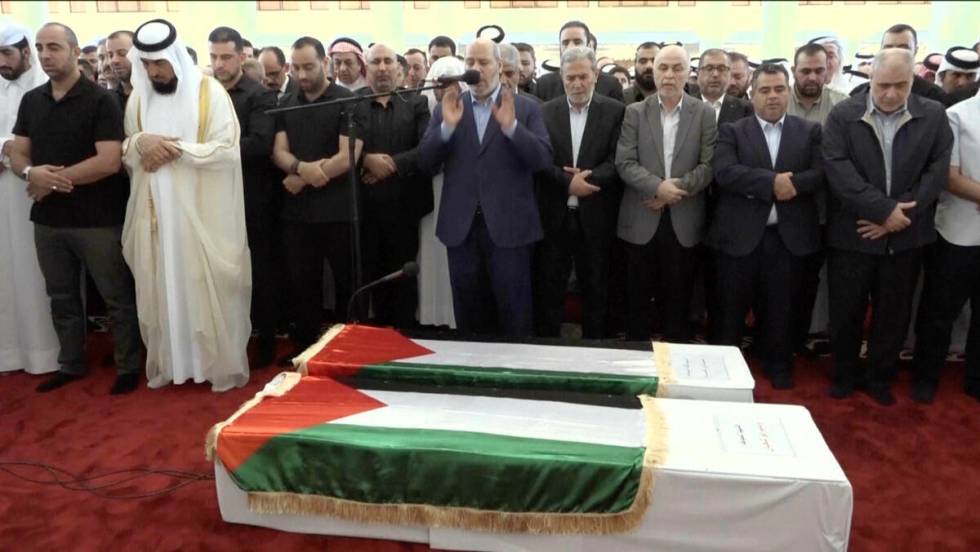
823,48,953,405
352,43,431,326
419,38,553,337
616,45,717,342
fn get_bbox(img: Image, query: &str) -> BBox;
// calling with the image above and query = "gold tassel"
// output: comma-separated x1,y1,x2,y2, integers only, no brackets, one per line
652,341,676,397
204,371,302,461
238,396,669,535
292,323,346,375
246,468,655,536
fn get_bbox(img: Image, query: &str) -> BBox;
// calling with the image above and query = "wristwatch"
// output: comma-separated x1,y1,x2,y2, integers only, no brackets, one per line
21,165,32,182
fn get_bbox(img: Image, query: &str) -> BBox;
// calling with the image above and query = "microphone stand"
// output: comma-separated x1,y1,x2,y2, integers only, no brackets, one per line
266,83,450,323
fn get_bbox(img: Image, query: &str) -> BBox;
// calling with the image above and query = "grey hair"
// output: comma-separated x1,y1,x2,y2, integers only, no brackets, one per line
872,47,914,74
560,45,597,70
498,42,519,67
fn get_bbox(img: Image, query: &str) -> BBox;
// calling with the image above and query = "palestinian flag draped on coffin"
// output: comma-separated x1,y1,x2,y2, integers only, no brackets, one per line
292,324,676,404
206,373,667,534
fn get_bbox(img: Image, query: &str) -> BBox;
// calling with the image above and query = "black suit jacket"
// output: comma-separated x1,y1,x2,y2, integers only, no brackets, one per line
535,71,625,103
823,92,953,255
706,114,825,257
538,94,625,240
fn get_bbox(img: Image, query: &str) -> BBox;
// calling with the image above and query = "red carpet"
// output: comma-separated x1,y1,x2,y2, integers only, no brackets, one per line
1,333,979,551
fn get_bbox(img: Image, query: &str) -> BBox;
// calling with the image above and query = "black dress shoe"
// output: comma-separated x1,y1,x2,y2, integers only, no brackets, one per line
110,373,139,395
36,372,82,393
829,381,854,399
865,383,896,406
910,381,936,404
769,367,795,390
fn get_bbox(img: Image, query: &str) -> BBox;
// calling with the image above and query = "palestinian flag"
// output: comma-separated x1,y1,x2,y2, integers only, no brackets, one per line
206,372,667,534
292,324,676,406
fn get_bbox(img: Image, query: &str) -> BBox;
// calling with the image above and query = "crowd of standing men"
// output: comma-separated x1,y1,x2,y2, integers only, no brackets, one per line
1,16,978,407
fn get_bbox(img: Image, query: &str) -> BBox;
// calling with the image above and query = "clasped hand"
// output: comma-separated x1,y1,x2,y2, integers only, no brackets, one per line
138,134,182,173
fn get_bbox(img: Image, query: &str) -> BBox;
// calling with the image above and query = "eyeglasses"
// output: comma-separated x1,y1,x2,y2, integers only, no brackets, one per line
701,64,730,74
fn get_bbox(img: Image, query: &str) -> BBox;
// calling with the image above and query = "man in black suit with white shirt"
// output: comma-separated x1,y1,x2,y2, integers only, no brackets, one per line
706,63,825,389
534,46,625,339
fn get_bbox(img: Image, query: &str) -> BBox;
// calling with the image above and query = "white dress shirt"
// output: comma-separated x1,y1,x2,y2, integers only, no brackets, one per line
567,96,592,208
701,94,724,122
756,114,785,225
660,95,683,181
936,91,980,246
277,76,290,101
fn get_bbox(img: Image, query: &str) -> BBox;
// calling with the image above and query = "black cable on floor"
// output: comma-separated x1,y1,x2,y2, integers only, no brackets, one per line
0,460,214,499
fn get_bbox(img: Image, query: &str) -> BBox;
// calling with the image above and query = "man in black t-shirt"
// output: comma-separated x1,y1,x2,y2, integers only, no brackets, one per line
271,36,363,362
209,26,279,368
10,22,142,395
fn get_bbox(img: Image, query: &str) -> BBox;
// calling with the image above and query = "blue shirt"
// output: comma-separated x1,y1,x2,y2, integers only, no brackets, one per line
441,83,518,143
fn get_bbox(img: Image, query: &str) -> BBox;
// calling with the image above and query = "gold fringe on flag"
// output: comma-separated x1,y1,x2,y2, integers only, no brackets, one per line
293,323,347,376
238,395,669,536
204,371,302,461
652,341,676,397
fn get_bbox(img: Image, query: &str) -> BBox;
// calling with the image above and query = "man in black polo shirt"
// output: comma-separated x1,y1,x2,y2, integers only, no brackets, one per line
209,26,279,367
10,22,141,394
356,43,430,328
272,36,363,361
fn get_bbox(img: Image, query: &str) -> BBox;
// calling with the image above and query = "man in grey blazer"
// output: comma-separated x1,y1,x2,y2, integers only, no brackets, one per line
616,45,717,342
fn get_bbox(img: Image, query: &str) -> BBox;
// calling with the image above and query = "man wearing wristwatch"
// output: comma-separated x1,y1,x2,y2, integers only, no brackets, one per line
9,22,142,395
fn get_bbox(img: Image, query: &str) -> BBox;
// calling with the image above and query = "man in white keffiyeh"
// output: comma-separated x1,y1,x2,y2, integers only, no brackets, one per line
0,20,59,375
121,19,251,392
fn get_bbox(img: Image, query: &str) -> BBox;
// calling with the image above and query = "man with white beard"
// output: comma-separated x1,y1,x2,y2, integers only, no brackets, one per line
0,22,59,375
121,19,251,392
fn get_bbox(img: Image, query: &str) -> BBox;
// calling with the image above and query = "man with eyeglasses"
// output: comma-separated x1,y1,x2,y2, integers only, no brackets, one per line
258,46,295,103
697,48,752,341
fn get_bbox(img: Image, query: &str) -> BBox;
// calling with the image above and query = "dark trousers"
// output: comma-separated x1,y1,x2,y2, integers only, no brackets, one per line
913,236,980,388
281,220,353,347
33,224,142,376
795,239,826,347
625,210,698,342
362,201,420,329
533,208,610,339
828,247,921,388
713,228,802,371
446,212,533,337
245,204,279,340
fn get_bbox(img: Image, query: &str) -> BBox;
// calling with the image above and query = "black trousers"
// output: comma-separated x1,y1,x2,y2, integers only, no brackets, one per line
795,239,826,347
625,210,698,342
828,247,921,388
913,236,980,388
533,208,610,339
245,204,279,340
361,201,420,329
713,228,803,370
281,220,353,348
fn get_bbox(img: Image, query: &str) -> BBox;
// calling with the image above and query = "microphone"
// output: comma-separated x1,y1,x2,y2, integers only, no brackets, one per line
427,70,482,86
347,261,420,322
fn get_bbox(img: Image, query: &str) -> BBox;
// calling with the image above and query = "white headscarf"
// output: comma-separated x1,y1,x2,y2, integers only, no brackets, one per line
935,47,980,85
128,19,202,142
0,20,46,139
0,20,45,88
421,56,467,114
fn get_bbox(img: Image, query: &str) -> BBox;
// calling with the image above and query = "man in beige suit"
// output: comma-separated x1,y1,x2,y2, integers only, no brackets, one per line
616,45,717,342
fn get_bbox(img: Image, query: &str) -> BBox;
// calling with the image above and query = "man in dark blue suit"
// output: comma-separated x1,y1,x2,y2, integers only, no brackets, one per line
706,63,825,389
419,38,553,337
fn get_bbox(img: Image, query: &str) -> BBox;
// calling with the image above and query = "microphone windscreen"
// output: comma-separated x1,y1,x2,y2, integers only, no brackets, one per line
460,69,482,85
402,261,420,278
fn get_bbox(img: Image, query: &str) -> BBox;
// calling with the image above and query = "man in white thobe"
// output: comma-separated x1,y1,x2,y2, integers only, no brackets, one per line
0,22,59,374
121,19,251,392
